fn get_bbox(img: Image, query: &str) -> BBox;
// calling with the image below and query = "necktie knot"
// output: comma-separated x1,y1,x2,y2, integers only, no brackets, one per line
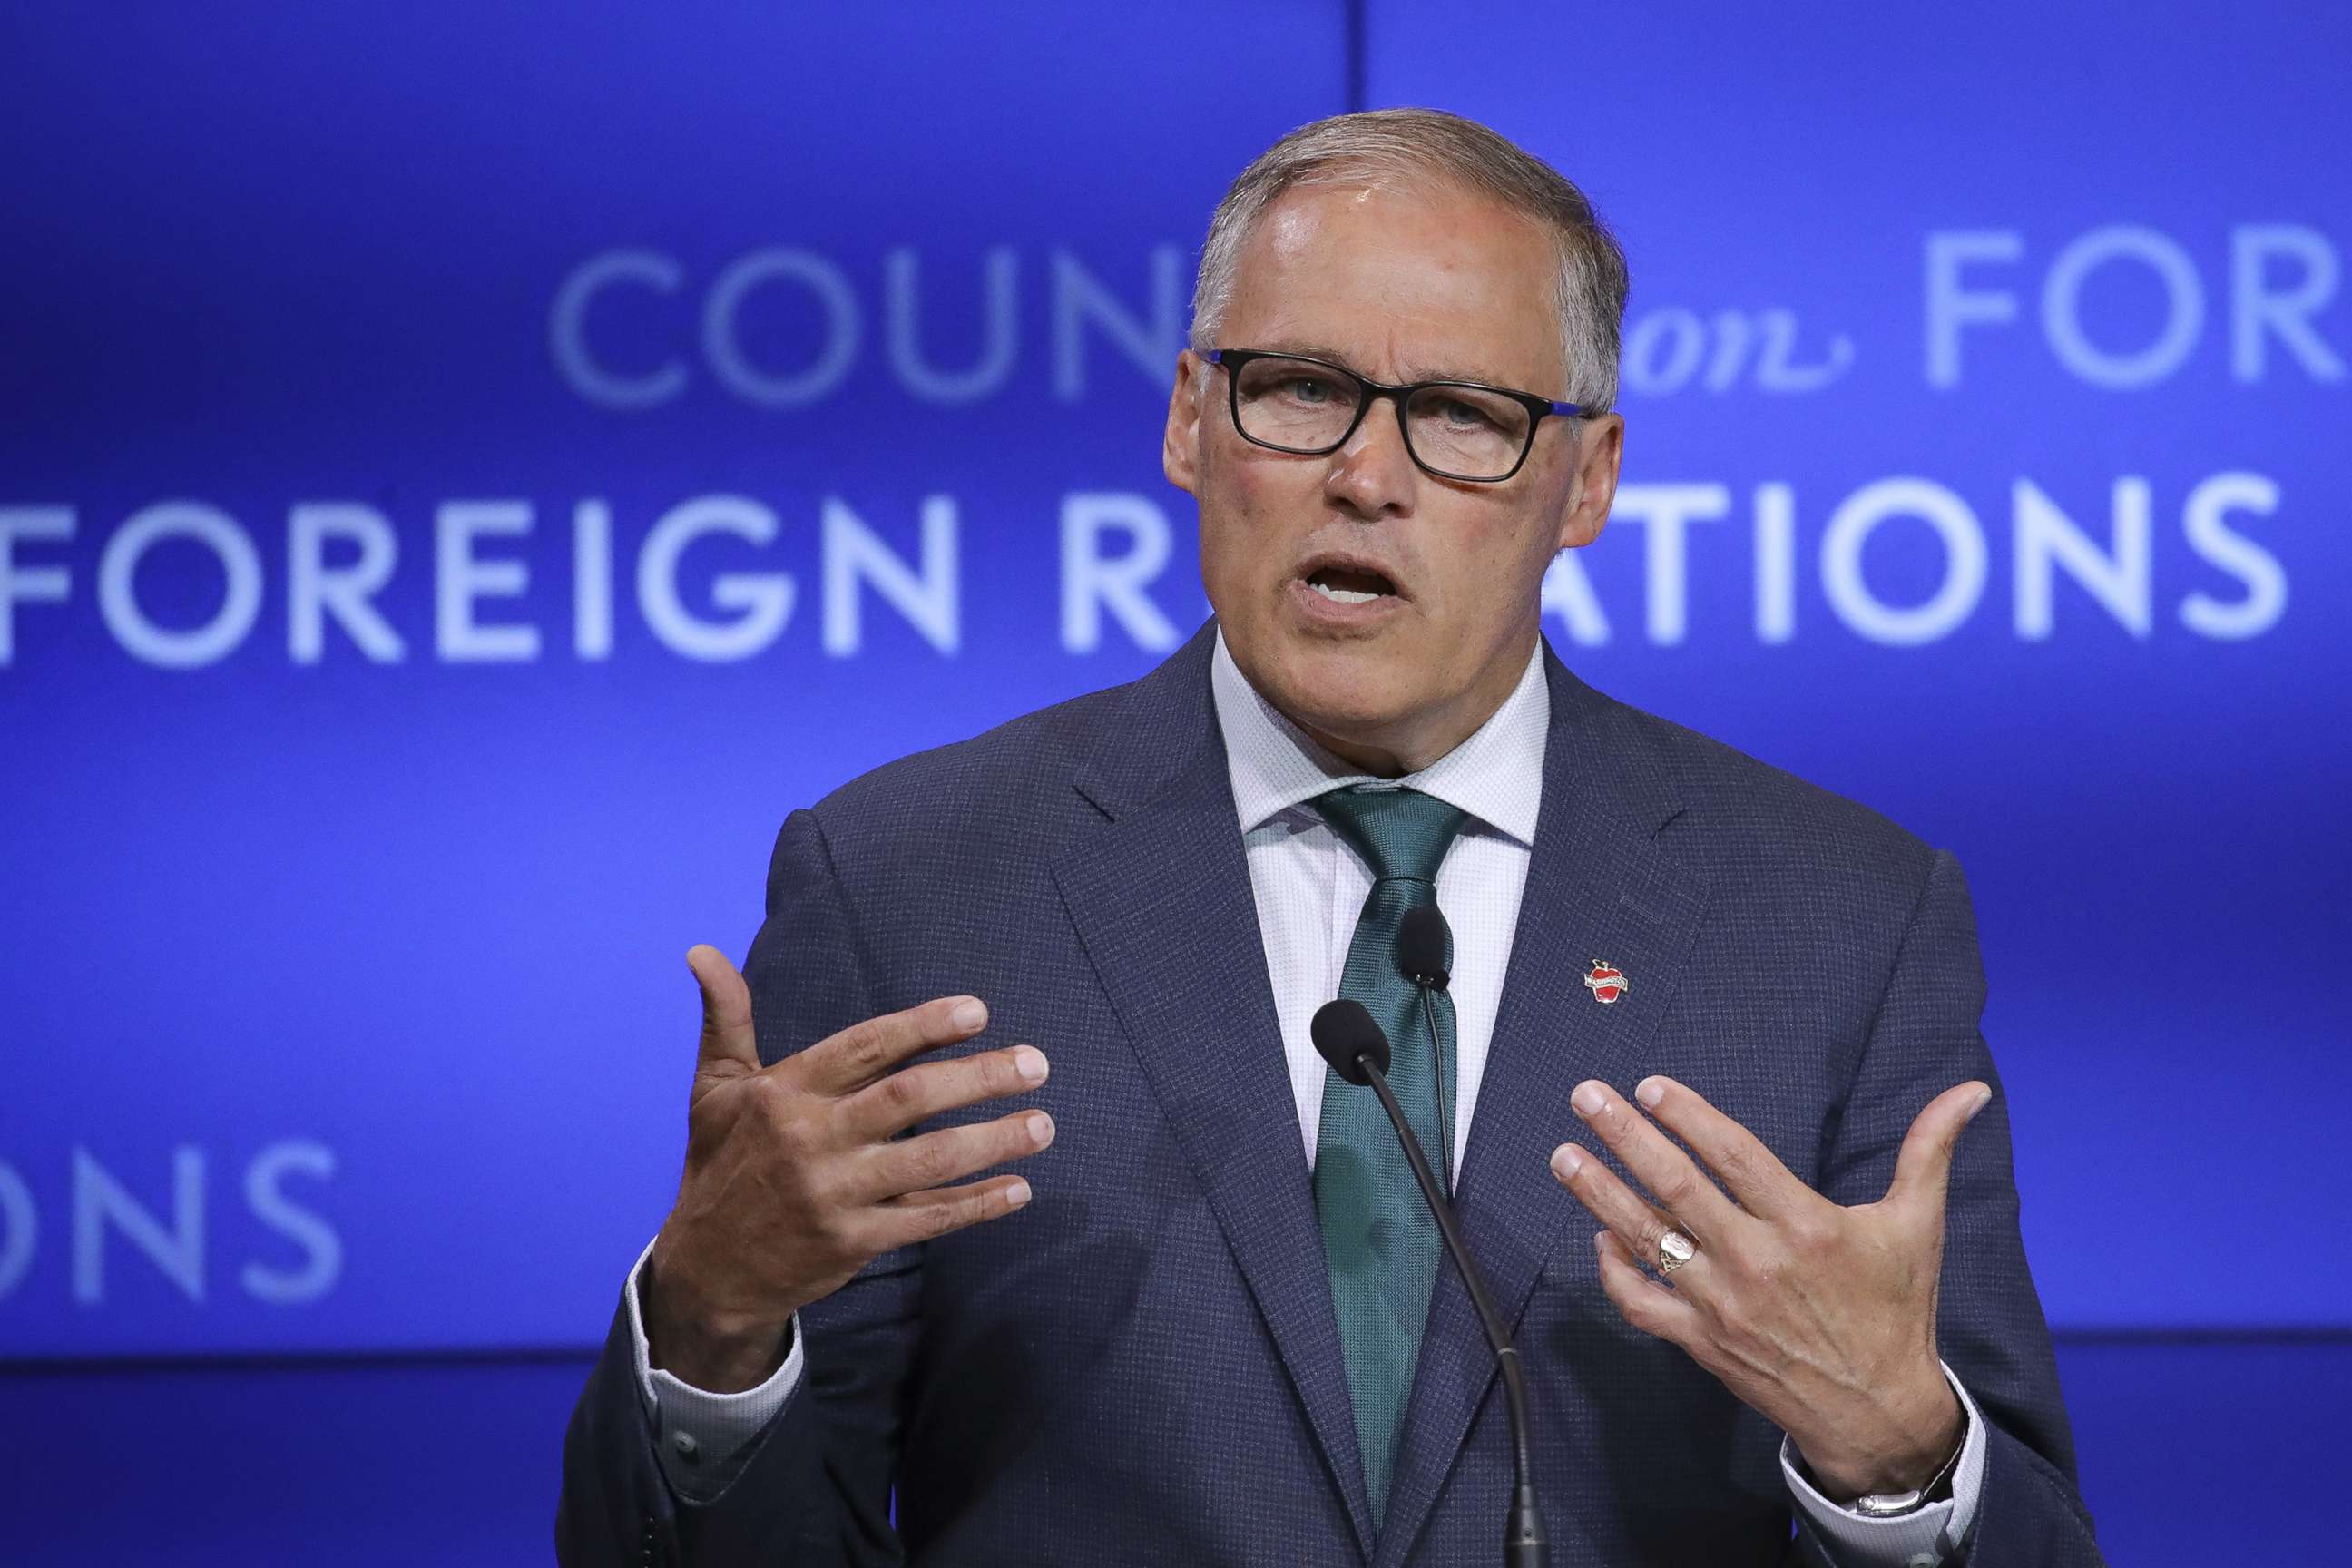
1313,785,1469,887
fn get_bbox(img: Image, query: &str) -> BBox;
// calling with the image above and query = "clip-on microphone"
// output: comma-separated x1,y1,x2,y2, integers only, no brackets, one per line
1396,903,1455,1191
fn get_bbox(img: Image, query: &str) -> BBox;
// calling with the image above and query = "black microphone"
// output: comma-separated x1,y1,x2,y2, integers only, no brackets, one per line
1397,903,1451,991
1396,905,1454,1189
1309,999,1548,1568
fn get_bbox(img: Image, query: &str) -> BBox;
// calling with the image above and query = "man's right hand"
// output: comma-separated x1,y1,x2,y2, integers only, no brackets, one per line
641,943,1053,1392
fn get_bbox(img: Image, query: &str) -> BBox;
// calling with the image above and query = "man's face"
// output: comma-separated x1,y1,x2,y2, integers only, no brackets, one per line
1164,179,1623,774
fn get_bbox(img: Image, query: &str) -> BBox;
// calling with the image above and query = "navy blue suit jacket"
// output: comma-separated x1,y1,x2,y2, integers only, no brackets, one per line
559,621,2102,1565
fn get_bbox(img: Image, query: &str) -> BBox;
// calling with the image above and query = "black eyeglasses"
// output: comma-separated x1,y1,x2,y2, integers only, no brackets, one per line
1205,348,1583,484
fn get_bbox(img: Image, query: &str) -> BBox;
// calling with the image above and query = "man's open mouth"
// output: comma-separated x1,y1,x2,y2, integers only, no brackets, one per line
1301,562,1400,604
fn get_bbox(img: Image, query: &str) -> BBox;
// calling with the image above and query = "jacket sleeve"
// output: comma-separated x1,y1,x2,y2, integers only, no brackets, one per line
557,806,921,1566
1804,848,2105,1567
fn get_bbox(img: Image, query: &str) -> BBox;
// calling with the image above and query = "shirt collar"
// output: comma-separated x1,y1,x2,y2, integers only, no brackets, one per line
1209,623,1548,845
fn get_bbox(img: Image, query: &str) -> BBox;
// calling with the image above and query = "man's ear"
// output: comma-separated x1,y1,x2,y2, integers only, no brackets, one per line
1163,350,1203,495
1555,412,1624,550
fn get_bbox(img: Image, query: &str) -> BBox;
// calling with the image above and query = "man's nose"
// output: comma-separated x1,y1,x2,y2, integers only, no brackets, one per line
1323,395,1418,518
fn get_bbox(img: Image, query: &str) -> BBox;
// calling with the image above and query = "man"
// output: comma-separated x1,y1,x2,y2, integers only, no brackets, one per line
559,108,2102,1565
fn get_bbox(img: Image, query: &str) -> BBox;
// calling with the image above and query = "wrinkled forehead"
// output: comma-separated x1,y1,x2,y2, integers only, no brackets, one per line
1226,179,1567,392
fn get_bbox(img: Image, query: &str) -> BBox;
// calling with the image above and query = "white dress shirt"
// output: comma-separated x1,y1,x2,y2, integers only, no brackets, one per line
627,627,1985,1564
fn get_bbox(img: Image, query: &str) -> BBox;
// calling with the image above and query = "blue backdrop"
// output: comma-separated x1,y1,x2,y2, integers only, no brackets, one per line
1,5,2347,1555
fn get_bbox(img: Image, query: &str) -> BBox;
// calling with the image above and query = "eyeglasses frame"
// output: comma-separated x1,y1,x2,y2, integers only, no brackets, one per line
1204,347,1585,484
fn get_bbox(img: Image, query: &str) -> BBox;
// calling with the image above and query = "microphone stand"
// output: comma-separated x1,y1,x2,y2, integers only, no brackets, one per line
1352,1051,1549,1568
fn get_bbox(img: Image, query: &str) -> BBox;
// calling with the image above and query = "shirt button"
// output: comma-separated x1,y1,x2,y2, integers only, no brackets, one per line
1906,1554,1939,1568
671,1430,700,1463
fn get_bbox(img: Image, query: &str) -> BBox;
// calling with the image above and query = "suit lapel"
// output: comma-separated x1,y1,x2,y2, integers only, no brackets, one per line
1050,623,1379,1558
1371,643,1715,1568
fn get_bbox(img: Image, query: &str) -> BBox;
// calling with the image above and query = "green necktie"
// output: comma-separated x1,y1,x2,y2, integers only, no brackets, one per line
1310,784,1467,1527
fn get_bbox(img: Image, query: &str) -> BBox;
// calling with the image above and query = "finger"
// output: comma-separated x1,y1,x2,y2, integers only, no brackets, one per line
1629,1075,1813,1226
858,1108,1055,1202
794,995,993,1096
1567,1080,1744,1238
1593,1230,1700,1343
686,945,759,1073
1550,1141,1707,1286
838,1043,1050,1142
869,1173,1035,1250
1885,1081,1994,1215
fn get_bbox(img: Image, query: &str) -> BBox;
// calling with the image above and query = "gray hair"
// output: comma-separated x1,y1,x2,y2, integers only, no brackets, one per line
1187,107,1630,413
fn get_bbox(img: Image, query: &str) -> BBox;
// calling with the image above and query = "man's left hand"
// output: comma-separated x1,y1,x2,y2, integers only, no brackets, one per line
1548,1073,1993,1499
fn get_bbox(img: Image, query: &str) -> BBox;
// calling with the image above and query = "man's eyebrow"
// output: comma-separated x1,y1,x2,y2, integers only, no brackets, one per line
1263,342,1515,387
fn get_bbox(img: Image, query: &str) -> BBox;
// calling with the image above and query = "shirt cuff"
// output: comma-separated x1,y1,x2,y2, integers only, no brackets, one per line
623,1233,804,1500
1779,1359,1986,1568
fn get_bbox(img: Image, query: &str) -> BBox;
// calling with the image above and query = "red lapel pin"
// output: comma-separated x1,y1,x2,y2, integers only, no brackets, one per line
1583,960,1628,1006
